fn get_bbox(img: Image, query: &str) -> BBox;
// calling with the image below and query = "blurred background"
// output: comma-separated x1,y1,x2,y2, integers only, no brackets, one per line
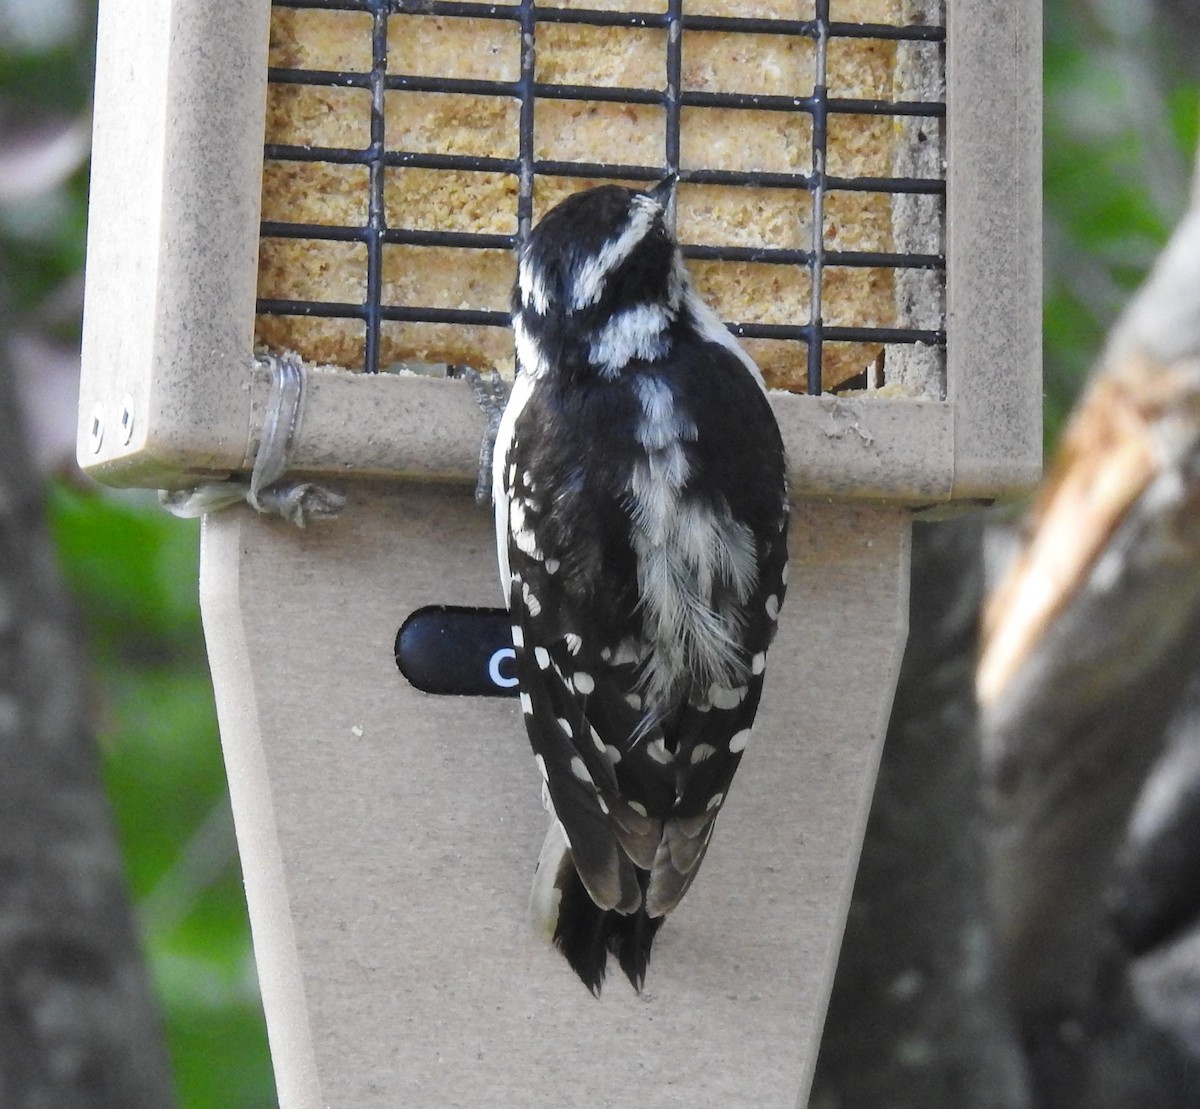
1,0,1198,1105
0,1,274,1103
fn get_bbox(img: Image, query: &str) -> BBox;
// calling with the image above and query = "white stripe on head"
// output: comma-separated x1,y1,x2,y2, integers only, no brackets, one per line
570,195,660,311
518,253,550,315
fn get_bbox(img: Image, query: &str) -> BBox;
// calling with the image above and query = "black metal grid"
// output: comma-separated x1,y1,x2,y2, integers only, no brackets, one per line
258,0,947,394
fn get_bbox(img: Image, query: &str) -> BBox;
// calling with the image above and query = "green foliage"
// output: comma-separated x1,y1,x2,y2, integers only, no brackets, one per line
0,168,90,319
0,4,93,319
1042,3,1200,445
1168,82,1200,158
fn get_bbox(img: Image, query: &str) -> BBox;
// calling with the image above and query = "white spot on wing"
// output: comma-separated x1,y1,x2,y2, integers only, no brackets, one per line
690,743,716,764
765,594,780,620
573,672,595,695
729,729,751,754
492,370,536,601
522,581,542,617
646,738,672,764
610,639,641,666
511,625,524,649
564,632,582,655
519,692,534,715
534,753,549,781
556,716,573,737
570,756,593,785
535,646,551,670
629,800,649,817
706,791,725,811
510,498,542,559
709,684,747,710
751,651,766,675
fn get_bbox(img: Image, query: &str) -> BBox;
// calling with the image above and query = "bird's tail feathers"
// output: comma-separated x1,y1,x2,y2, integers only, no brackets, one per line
530,822,663,995
607,892,663,992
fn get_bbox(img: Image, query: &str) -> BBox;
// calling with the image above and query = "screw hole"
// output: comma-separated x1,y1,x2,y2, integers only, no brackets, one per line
89,403,105,453
119,394,135,445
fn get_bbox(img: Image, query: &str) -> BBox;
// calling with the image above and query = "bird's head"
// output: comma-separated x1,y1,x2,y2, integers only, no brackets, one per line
516,177,683,324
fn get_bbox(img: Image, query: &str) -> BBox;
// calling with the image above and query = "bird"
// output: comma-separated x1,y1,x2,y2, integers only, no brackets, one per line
491,177,789,993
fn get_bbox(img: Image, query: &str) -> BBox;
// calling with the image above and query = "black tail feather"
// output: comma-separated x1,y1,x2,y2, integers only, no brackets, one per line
609,903,664,991
553,867,612,995
553,867,664,995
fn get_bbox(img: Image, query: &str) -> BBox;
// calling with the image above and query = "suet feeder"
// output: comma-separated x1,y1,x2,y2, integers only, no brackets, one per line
78,1,1040,1105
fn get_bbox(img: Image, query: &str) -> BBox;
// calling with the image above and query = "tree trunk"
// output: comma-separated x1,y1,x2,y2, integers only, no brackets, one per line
0,313,177,1106
809,518,1031,1109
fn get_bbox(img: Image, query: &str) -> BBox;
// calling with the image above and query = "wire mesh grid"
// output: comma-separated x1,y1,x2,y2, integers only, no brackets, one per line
257,0,947,395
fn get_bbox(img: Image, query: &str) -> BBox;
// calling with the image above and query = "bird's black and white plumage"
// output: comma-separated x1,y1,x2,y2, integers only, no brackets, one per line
493,179,789,994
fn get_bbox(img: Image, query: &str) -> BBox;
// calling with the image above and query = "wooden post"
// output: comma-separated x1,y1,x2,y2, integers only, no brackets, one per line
200,485,909,1107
